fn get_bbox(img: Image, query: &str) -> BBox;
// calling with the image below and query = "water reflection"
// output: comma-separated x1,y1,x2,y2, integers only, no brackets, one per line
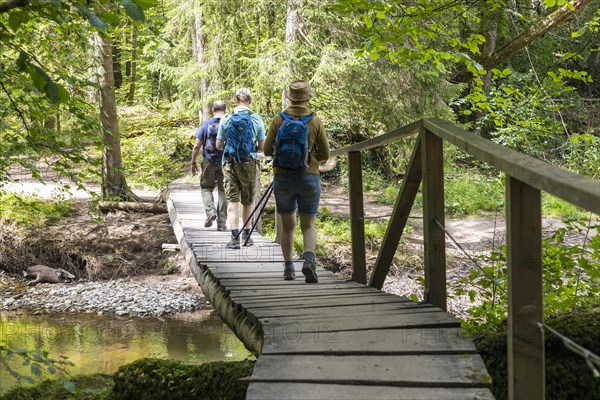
0,310,253,392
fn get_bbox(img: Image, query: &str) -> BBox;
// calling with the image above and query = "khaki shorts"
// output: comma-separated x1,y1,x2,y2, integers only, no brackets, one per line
224,162,257,205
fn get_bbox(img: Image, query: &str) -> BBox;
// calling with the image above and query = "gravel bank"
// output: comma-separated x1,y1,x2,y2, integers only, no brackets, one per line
0,274,207,317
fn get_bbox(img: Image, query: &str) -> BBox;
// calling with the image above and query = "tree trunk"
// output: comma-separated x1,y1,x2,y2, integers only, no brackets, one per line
127,23,138,104
193,14,210,120
451,0,594,83
94,33,135,201
473,7,500,136
98,201,167,213
113,43,122,89
282,0,303,109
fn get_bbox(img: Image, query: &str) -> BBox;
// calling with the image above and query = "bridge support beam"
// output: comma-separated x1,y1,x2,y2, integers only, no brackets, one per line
348,151,367,284
507,176,545,400
369,137,422,289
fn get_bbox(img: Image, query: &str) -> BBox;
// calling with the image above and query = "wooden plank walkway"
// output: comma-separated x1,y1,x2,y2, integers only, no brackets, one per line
167,182,494,399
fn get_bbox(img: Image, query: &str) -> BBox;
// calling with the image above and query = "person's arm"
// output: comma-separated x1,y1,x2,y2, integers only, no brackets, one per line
216,116,227,151
314,117,330,162
254,115,266,154
190,138,203,175
263,115,281,157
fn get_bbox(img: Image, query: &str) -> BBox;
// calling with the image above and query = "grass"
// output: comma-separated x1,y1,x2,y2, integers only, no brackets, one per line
0,192,75,230
374,170,589,220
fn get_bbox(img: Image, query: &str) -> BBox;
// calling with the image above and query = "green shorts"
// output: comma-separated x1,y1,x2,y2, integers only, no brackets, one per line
224,162,257,205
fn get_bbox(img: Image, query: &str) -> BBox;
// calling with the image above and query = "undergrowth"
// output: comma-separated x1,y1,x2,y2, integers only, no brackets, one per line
0,192,75,230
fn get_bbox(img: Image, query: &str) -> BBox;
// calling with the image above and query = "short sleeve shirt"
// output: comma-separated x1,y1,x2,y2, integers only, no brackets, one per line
195,117,222,163
217,106,266,160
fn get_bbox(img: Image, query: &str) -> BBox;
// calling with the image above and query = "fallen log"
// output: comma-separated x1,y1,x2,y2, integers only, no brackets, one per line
98,201,168,214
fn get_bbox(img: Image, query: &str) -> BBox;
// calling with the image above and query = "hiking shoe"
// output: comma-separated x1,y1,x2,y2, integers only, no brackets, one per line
225,236,240,250
217,223,227,231
302,255,318,284
204,211,217,228
283,262,295,281
242,235,254,247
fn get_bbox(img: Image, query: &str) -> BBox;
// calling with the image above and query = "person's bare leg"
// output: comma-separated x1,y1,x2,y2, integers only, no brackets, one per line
280,214,297,262
226,202,241,249
280,213,297,280
300,214,318,283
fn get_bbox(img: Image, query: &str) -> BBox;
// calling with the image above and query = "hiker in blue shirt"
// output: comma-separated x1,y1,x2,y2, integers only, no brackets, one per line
190,100,228,231
216,88,266,249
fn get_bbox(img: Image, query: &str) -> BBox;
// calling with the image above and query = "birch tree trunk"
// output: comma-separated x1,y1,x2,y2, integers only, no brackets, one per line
94,33,135,200
281,0,303,110
193,14,210,120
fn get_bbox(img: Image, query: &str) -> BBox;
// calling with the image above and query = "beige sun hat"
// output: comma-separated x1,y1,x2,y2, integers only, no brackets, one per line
285,80,315,101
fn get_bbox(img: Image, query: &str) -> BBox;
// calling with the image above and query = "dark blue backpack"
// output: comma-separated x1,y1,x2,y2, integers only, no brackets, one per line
274,112,314,171
223,111,256,162
203,118,222,163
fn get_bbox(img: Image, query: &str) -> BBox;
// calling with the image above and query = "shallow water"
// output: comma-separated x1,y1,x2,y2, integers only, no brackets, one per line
0,310,253,393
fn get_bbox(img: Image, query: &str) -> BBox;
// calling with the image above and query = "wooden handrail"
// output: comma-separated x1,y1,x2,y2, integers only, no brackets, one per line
332,117,600,400
423,118,600,214
329,120,421,157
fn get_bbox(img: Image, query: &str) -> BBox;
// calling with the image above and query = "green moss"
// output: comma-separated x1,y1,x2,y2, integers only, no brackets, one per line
0,374,112,400
111,358,255,400
0,192,75,230
474,309,600,399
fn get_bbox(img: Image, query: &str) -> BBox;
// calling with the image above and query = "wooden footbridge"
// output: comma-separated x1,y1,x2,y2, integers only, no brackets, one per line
167,118,600,400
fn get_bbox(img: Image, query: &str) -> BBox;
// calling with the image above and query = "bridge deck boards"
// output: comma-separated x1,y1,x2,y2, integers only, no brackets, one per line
167,183,493,399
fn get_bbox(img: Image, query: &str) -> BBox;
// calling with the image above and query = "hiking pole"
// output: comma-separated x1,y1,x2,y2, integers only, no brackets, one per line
243,183,274,246
234,180,274,240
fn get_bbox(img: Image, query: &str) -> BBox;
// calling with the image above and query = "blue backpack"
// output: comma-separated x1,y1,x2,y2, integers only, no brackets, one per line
203,118,222,163
274,112,314,171
223,111,256,162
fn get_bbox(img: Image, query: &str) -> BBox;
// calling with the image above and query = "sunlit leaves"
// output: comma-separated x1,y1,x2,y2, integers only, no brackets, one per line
74,4,109,31
123,0,145,22
15,52,71,104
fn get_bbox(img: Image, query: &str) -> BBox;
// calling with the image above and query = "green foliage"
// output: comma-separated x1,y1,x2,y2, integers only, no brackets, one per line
474,309,600,399
0,0,157,185
0,374,112,400
111,358,254,400
0,341,75,396
459,217,600,333
0,192,74,230
121,128,190,189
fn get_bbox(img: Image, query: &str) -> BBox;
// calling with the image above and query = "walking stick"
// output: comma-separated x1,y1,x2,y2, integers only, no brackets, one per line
234,180,274,240
243,183,274,246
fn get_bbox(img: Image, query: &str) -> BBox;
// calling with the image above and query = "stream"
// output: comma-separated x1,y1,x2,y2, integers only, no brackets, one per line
0,310,253,393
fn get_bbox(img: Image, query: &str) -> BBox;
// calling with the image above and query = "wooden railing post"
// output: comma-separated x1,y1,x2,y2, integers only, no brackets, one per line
506,176,545,400
421,128,446,311
348,151,366,284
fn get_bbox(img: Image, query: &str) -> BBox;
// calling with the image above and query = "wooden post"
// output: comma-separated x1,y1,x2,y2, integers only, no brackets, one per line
506,176,544,400
369,137,422,289
421,128,446,311
348,151,366,284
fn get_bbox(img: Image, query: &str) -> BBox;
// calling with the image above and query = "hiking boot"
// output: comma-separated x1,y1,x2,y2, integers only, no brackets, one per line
302,252,318,283
217,223,227,231
242,235,254,247
204,211,217,228
283,262,295,281
225,236,240,250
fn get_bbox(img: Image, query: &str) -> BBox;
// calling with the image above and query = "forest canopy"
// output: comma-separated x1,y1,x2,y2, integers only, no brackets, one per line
1,0,600,191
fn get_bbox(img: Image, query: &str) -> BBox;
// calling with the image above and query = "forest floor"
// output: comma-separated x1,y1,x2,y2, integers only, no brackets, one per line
1,175,592,319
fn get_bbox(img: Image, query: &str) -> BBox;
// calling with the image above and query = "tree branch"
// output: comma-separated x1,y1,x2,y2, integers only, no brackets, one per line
0,0,29,14
451,0,594,83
